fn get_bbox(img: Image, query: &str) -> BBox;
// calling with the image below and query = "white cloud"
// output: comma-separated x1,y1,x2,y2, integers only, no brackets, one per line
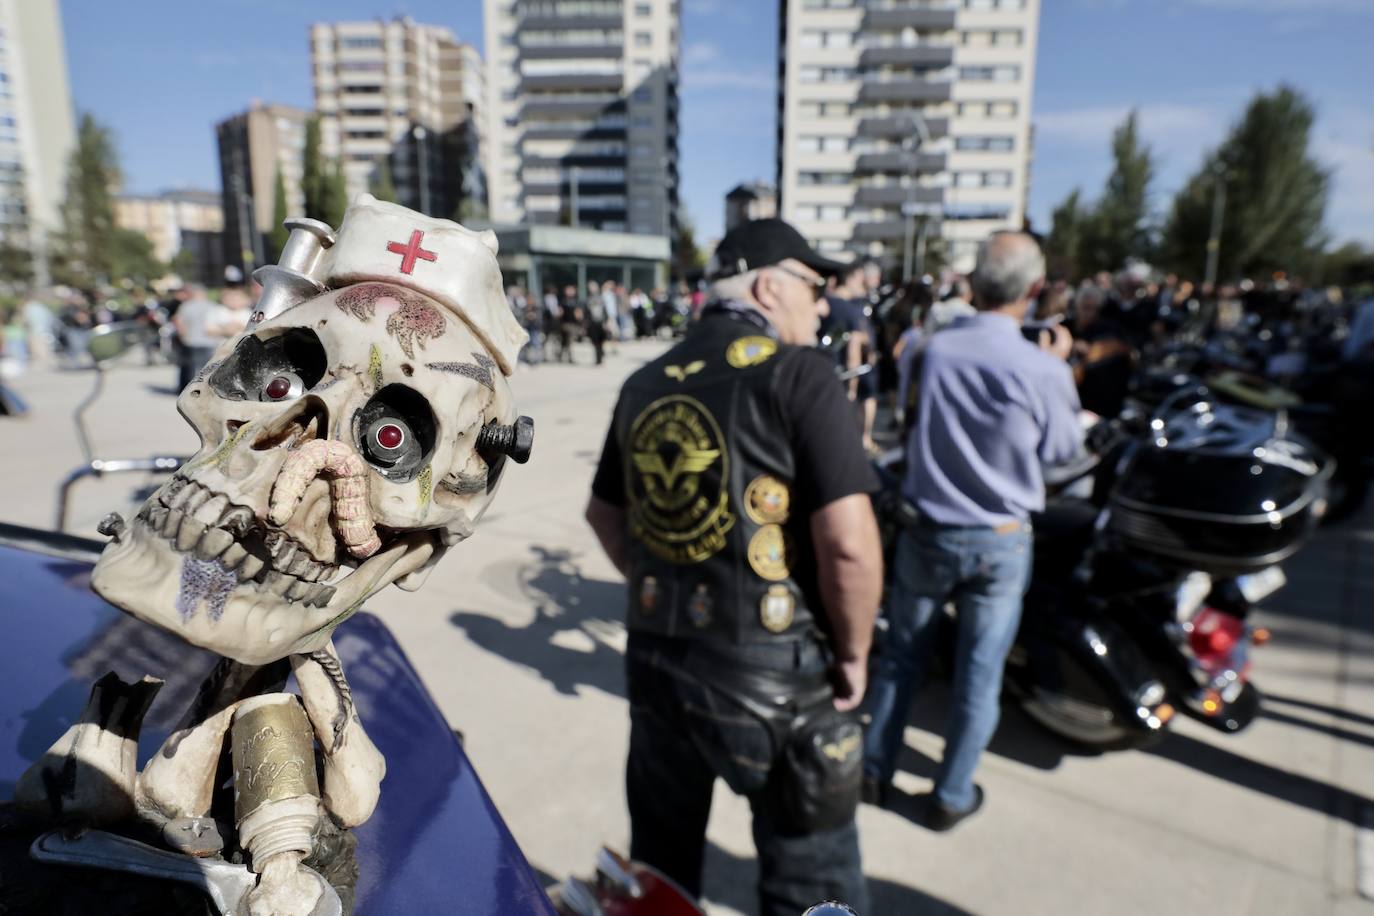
1036,103,1218,145
683,41,720,66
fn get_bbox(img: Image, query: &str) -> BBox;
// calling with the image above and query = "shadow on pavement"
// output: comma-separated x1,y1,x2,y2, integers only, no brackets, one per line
1145,729,1374,826
142,383,181,397
449,545,627,699
1264,691,1374,729
702,840,972,915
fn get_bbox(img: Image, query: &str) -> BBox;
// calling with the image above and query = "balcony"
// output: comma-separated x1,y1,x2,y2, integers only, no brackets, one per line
522,124,627,141
851,221,906,241
520,73,623,93
523,181,626,197
523,153,627,169
861,8,958,31
857,45,955,68
519,44,623,60
855,151,946,173
521,97,624,119
856,116,949,139
857,79,953,103
517,14,622,31
852,186,945,207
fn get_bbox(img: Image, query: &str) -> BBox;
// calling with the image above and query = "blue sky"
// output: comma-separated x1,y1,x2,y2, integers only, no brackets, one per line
63,0,1374,247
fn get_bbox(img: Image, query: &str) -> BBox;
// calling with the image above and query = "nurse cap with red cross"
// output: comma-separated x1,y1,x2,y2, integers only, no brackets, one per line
323,194,528,376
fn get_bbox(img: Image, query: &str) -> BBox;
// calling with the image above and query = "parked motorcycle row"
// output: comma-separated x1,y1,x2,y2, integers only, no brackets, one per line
867,285,1369,752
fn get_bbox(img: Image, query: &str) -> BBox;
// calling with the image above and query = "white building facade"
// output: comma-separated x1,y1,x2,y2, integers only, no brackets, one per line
0,0,76,285
311,17,486,219
482,0,680,236
777,0,1039,273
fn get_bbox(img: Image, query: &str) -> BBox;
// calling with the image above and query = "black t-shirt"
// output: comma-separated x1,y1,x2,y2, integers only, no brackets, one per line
591,342,879,517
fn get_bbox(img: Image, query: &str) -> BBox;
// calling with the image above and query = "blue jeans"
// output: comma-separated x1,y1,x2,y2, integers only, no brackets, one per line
626,633,868,916
863,521,1032,811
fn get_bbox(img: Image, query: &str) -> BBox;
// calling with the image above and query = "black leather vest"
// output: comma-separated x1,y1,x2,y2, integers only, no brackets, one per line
616,313,819,644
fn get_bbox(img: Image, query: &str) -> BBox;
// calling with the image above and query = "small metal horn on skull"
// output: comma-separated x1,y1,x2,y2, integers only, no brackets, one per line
27,195,536,916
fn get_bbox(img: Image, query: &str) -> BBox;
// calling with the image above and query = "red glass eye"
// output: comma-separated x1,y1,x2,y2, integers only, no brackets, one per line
265,377,292,399
376,424,404,450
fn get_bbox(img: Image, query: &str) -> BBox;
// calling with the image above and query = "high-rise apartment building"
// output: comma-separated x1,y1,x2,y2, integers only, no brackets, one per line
311,17,486,221
215,103,310,276
724,181,779,233
0,0,76,285
115,189,225,285
777,0,1039,273
483,0,680,237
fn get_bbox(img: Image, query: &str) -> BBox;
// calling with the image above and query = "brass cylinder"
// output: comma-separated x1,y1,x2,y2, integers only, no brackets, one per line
231,694,319,824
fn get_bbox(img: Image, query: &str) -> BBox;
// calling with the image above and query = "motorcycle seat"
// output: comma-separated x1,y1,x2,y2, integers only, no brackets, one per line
1032,500,1099,546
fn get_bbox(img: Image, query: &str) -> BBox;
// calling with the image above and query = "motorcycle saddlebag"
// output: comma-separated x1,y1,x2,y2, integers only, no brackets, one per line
1106,402,1331,577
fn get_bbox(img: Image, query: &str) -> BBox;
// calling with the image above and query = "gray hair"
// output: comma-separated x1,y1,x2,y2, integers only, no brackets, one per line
709,268,763,304
970,231,1045,309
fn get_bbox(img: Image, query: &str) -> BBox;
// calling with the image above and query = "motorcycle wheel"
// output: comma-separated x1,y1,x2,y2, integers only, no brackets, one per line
1321,468,1368,524
1016,655,1155,752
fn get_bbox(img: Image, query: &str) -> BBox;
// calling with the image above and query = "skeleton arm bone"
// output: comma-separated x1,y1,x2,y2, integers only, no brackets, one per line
291,642,385,827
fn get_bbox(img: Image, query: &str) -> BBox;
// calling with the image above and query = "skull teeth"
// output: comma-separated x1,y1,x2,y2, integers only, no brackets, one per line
140,480,346,605
237,555,265,582
176,517,208,553
161,509,184,538
196,528,235,560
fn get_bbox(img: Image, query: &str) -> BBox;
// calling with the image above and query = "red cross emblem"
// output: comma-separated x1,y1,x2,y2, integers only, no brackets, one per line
385,229,438,275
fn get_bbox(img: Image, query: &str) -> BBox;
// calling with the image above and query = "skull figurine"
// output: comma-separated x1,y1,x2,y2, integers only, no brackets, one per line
92,197,531,666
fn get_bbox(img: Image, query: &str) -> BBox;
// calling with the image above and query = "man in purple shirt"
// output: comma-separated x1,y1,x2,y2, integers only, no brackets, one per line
862,231,1084,829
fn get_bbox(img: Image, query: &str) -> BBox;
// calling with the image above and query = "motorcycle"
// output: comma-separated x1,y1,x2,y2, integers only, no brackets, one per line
54,321,189,532
874,392,1331,751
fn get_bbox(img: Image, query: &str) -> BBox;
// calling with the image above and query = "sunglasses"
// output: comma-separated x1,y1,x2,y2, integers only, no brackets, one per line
773,265,827,302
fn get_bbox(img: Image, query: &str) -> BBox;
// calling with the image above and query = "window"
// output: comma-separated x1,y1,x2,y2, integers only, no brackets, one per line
798,171,850,186
633,86,653,102
952,170,1014,188
635,31,652,47
799,29,852,49
339,37,383,49
954,135,1015,152
635,2,651,13
798,135,848,153
799,66,856,83
338,61,385,72
631,114,654,127
959,65,1020,82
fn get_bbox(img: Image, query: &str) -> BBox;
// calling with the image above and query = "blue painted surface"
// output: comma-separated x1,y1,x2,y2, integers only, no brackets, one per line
0,542,557,915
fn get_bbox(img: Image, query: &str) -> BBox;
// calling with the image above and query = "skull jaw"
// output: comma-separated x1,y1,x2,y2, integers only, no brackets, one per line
91,521,438,666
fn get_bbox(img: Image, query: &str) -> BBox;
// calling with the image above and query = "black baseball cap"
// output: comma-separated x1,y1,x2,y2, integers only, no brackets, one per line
709,218,848,280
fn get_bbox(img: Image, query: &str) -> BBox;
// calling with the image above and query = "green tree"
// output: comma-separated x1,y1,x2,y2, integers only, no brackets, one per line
1080,110,1155,274
302,116,325,221
368,157,398,203
267,168,290,260
109,227,164,284
1322,242,1374,290
170,247,197,281
1046,188,1086,279
0,238,34,286
53,113,121,288
672,211,705,279
1161,86,1329,282
320,161,349,228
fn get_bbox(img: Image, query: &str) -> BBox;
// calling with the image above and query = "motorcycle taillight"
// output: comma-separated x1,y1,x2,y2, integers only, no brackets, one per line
1186,607,1249,676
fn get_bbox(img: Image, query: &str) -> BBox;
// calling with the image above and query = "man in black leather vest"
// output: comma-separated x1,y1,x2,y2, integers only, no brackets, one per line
586,219,883,916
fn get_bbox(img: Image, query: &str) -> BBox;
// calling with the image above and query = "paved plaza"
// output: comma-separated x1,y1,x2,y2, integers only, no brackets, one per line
2,342,1373,915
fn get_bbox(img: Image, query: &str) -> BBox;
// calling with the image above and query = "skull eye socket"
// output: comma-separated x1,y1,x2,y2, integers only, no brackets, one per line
355,384,435,481
208,329,327,402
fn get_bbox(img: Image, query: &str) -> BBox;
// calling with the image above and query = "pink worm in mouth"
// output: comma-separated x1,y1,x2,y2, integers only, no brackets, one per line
269,440,381,559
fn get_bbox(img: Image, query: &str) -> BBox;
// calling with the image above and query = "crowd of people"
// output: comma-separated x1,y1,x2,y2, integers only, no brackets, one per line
505,280,698,366
582,215,1372,915
0,282,257,409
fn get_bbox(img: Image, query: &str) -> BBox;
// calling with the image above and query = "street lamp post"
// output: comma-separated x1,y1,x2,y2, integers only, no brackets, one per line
1203,161,1227,291
569,165,580,228
899,113,932,283
413,126,431,215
